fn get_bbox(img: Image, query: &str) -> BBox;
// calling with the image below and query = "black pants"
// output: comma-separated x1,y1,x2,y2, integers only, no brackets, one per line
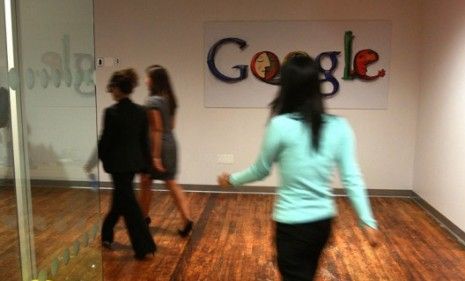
101,172,156,256
276,218,332,281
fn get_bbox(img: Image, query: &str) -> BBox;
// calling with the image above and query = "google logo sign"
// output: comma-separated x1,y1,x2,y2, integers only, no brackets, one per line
207,31,386,98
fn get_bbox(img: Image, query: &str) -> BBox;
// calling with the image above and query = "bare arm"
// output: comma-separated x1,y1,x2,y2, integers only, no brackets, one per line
147,109,165,171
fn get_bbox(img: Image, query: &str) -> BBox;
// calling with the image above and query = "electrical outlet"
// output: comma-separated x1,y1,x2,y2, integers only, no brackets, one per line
96,57,104,67
217,154,234,164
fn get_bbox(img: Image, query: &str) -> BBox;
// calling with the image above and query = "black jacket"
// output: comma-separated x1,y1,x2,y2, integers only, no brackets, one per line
98,98,151,173
0,87,10,128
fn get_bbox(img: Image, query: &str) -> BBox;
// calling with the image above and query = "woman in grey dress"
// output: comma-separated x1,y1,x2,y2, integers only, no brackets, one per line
139,65,193,237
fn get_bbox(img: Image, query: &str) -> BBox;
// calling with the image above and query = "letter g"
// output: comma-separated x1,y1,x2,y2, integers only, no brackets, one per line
207,38,248,82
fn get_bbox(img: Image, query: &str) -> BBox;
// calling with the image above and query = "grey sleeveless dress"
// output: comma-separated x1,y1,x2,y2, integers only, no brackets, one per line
145,96,177,180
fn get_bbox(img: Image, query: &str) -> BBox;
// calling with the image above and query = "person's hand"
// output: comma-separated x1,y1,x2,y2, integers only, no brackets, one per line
153,158,166,172
217,173,232,188
83,164,92,174
363,227,381,248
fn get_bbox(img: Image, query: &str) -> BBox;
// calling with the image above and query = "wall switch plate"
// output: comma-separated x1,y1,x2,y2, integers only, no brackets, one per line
95,57,121,67
217,154,234,164
96,57,120,68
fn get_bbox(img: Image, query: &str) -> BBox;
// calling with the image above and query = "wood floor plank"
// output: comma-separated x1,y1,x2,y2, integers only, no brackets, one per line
101,191,212,281
1,188,465,280
0,187,101,280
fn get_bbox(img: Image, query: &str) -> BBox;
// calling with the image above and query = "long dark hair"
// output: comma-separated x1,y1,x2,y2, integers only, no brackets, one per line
270,53,325,151
145,65,178,116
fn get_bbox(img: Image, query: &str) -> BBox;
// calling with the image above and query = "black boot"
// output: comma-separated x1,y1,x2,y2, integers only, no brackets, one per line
178,220,193,237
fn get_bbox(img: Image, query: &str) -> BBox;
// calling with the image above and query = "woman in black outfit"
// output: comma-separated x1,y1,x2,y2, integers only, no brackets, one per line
98,68,156,260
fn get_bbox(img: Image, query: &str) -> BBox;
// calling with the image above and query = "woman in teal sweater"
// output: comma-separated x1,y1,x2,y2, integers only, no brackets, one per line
218,53,379,281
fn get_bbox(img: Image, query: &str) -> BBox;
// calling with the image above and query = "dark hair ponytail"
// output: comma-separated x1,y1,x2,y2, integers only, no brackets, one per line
270,53,325,151
107,68,138,95
145,65,178,116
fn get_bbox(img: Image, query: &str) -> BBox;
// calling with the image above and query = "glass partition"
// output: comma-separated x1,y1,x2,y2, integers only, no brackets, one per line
0,1,21,278
0,0,102,280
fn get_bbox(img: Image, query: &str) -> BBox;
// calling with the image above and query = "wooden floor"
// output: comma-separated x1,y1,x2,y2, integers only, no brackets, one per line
2,187,465,280
0,187,21,281
101,192,465,281
0,187,102,281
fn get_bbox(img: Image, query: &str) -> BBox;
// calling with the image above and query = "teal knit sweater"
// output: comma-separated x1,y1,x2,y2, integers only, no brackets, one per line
230,114,377,228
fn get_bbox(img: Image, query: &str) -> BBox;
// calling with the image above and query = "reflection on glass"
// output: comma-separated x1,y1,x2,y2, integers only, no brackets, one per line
15,0,102,279
0,1,21,279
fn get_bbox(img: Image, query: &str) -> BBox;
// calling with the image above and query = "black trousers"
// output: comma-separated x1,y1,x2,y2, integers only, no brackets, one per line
101,172,156,256
276,218,332,281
